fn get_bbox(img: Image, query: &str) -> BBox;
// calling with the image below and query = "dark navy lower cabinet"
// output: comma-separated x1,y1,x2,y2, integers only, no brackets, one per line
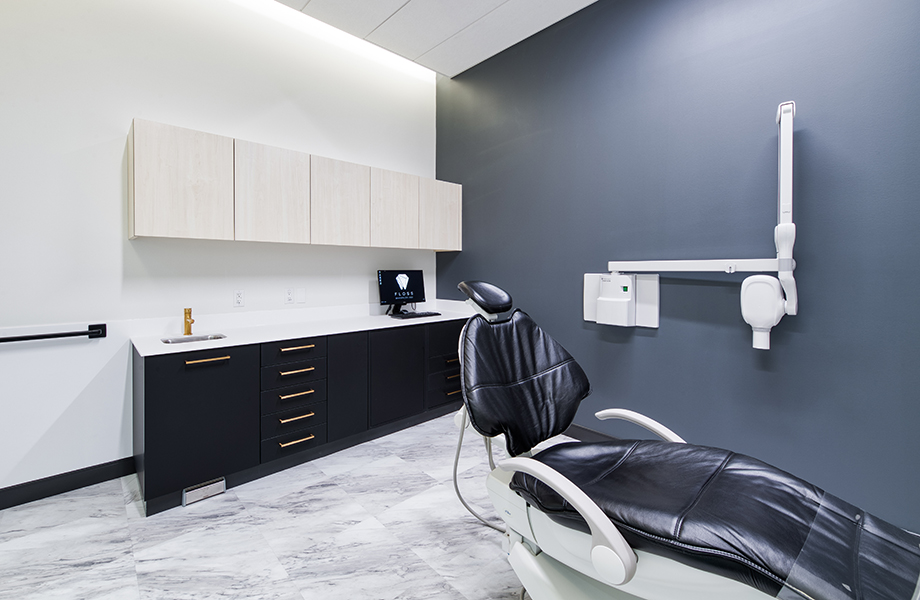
133,319,466,516
133,344,260,516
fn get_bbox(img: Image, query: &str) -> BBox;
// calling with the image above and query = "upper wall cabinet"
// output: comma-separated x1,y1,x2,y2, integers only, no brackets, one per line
235,140,310,244
371,168,419,249
419,178,462,251
128,119,234,240
310,155,371,247
128,119,461,251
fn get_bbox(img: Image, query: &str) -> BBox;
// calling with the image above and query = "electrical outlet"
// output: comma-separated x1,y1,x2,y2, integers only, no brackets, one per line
284,288,294,304
234,290,245,308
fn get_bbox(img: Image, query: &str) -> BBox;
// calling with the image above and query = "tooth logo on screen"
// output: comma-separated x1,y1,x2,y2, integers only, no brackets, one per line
396,273,409,290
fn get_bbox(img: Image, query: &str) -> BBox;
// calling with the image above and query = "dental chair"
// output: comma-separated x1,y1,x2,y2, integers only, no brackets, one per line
453,280,920,600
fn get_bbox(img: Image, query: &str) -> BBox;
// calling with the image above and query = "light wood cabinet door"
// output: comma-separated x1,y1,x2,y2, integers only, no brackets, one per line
234,140,310,244
129,119,234,240
310,155,371,247
371,168,419,249
419,178,462,251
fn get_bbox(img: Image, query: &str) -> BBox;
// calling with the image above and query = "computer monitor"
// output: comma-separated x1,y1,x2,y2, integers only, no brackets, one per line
377,270,425,314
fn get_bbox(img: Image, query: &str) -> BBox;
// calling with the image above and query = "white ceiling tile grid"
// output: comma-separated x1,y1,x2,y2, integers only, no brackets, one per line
280,0,599,77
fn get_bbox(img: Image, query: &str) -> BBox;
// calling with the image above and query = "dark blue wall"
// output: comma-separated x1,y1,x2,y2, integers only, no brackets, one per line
436,0,920,530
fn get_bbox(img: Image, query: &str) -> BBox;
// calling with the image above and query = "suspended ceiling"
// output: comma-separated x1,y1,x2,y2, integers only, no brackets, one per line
274,0,600,77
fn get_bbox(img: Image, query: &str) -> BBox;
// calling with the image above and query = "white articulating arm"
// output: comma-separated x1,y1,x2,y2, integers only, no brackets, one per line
595,409,686,443
499,457,638,586
597,102,799,349
775,101,797,315
606,102,797,281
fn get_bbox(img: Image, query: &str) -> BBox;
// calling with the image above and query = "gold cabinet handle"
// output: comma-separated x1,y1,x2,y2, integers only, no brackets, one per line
280,344,315,352
279,366,315,377
446,358,459,364
279,389,315,401
279,434,314,448
446,389,461,396
185,355,231,365
446,374,460,380
279,412,314,424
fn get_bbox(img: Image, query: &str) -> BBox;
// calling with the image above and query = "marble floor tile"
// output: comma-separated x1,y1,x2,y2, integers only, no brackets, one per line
327,454,440,517
233,461,328,505
126,489,251,555
242,480,374,565
310,438,389,478
0,507,137,600
0,414,531,600
121,474,145,521
286,516,466,600
133,515,300,600
0,478,125,544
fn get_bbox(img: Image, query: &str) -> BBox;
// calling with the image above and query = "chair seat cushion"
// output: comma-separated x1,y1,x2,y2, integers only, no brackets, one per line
510,440,920,599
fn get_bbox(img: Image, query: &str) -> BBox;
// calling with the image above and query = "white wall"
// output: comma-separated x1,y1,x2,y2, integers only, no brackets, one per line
0,0,437,489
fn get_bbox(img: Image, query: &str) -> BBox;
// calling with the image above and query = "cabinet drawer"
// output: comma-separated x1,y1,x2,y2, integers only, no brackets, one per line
261,357,326,390
260,379,327,415
429,353,460,374
427,370,463,408
261,424,327,463
261,401,327,440
261,336,326,366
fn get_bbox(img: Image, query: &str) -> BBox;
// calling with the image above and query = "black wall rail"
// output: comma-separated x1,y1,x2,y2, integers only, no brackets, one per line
0,324,106,344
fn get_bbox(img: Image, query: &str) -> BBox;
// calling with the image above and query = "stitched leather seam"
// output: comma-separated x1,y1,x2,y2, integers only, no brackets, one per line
673,452,733,540
465,358,580,393
586,441,640,486
613,520,785,588
853,511,864,600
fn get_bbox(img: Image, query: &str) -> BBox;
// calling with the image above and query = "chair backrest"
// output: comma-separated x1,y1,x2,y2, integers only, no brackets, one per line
459,309,591,456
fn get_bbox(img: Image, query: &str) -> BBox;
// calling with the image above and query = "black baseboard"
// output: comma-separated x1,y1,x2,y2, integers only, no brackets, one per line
0,457,136,512
564,423,616,443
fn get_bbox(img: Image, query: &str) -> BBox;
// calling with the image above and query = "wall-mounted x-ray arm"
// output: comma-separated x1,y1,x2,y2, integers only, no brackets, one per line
585,102,797,349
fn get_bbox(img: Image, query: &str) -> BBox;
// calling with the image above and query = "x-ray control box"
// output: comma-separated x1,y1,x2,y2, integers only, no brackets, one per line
584,273,659,328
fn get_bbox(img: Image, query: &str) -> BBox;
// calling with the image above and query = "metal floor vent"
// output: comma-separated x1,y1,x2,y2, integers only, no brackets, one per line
182,477,226,506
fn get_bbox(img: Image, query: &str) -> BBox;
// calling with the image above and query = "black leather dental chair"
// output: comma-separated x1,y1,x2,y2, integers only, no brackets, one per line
455,280,920,600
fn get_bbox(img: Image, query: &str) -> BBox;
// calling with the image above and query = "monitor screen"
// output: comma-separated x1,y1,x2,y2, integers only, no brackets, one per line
377,270,425,306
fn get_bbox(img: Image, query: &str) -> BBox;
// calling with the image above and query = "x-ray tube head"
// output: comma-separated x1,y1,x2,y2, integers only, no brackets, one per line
741,275,786,350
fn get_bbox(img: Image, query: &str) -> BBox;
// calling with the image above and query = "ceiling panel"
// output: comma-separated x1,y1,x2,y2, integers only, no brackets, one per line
365,0,506,61
277,0,599,77
300,0,410,40
416,0,598,76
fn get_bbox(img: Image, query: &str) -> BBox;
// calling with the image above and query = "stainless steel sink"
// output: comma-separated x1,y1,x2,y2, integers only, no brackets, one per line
161,334,227,344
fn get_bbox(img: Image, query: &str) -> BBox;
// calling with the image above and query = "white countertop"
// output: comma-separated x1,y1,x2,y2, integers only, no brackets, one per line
132,300,474,357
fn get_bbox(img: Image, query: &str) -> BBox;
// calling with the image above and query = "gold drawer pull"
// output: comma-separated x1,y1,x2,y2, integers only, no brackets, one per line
279,412,315,424
186,355,231,365
446,374,460,380
279,389,315,401
280,344,315,352
446,358,459,364
280,366,315,377
446,389,461,396
279,434,314,448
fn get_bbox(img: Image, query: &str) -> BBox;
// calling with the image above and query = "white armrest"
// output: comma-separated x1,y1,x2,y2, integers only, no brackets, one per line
499,457,637,586
594,409,686,444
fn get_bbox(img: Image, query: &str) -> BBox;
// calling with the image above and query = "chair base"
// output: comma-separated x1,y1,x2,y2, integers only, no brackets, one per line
487,468,772,600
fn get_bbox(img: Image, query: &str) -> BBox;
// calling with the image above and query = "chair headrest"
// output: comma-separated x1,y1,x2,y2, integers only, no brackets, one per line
460,310,589,456
457,281,513,314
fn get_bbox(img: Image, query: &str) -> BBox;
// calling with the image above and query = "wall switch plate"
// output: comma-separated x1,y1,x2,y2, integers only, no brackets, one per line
284,288,294,304
234,290,245,308
296,287,306,303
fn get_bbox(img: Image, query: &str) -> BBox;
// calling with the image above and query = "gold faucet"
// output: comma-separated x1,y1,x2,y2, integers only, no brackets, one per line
183,308,195,336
